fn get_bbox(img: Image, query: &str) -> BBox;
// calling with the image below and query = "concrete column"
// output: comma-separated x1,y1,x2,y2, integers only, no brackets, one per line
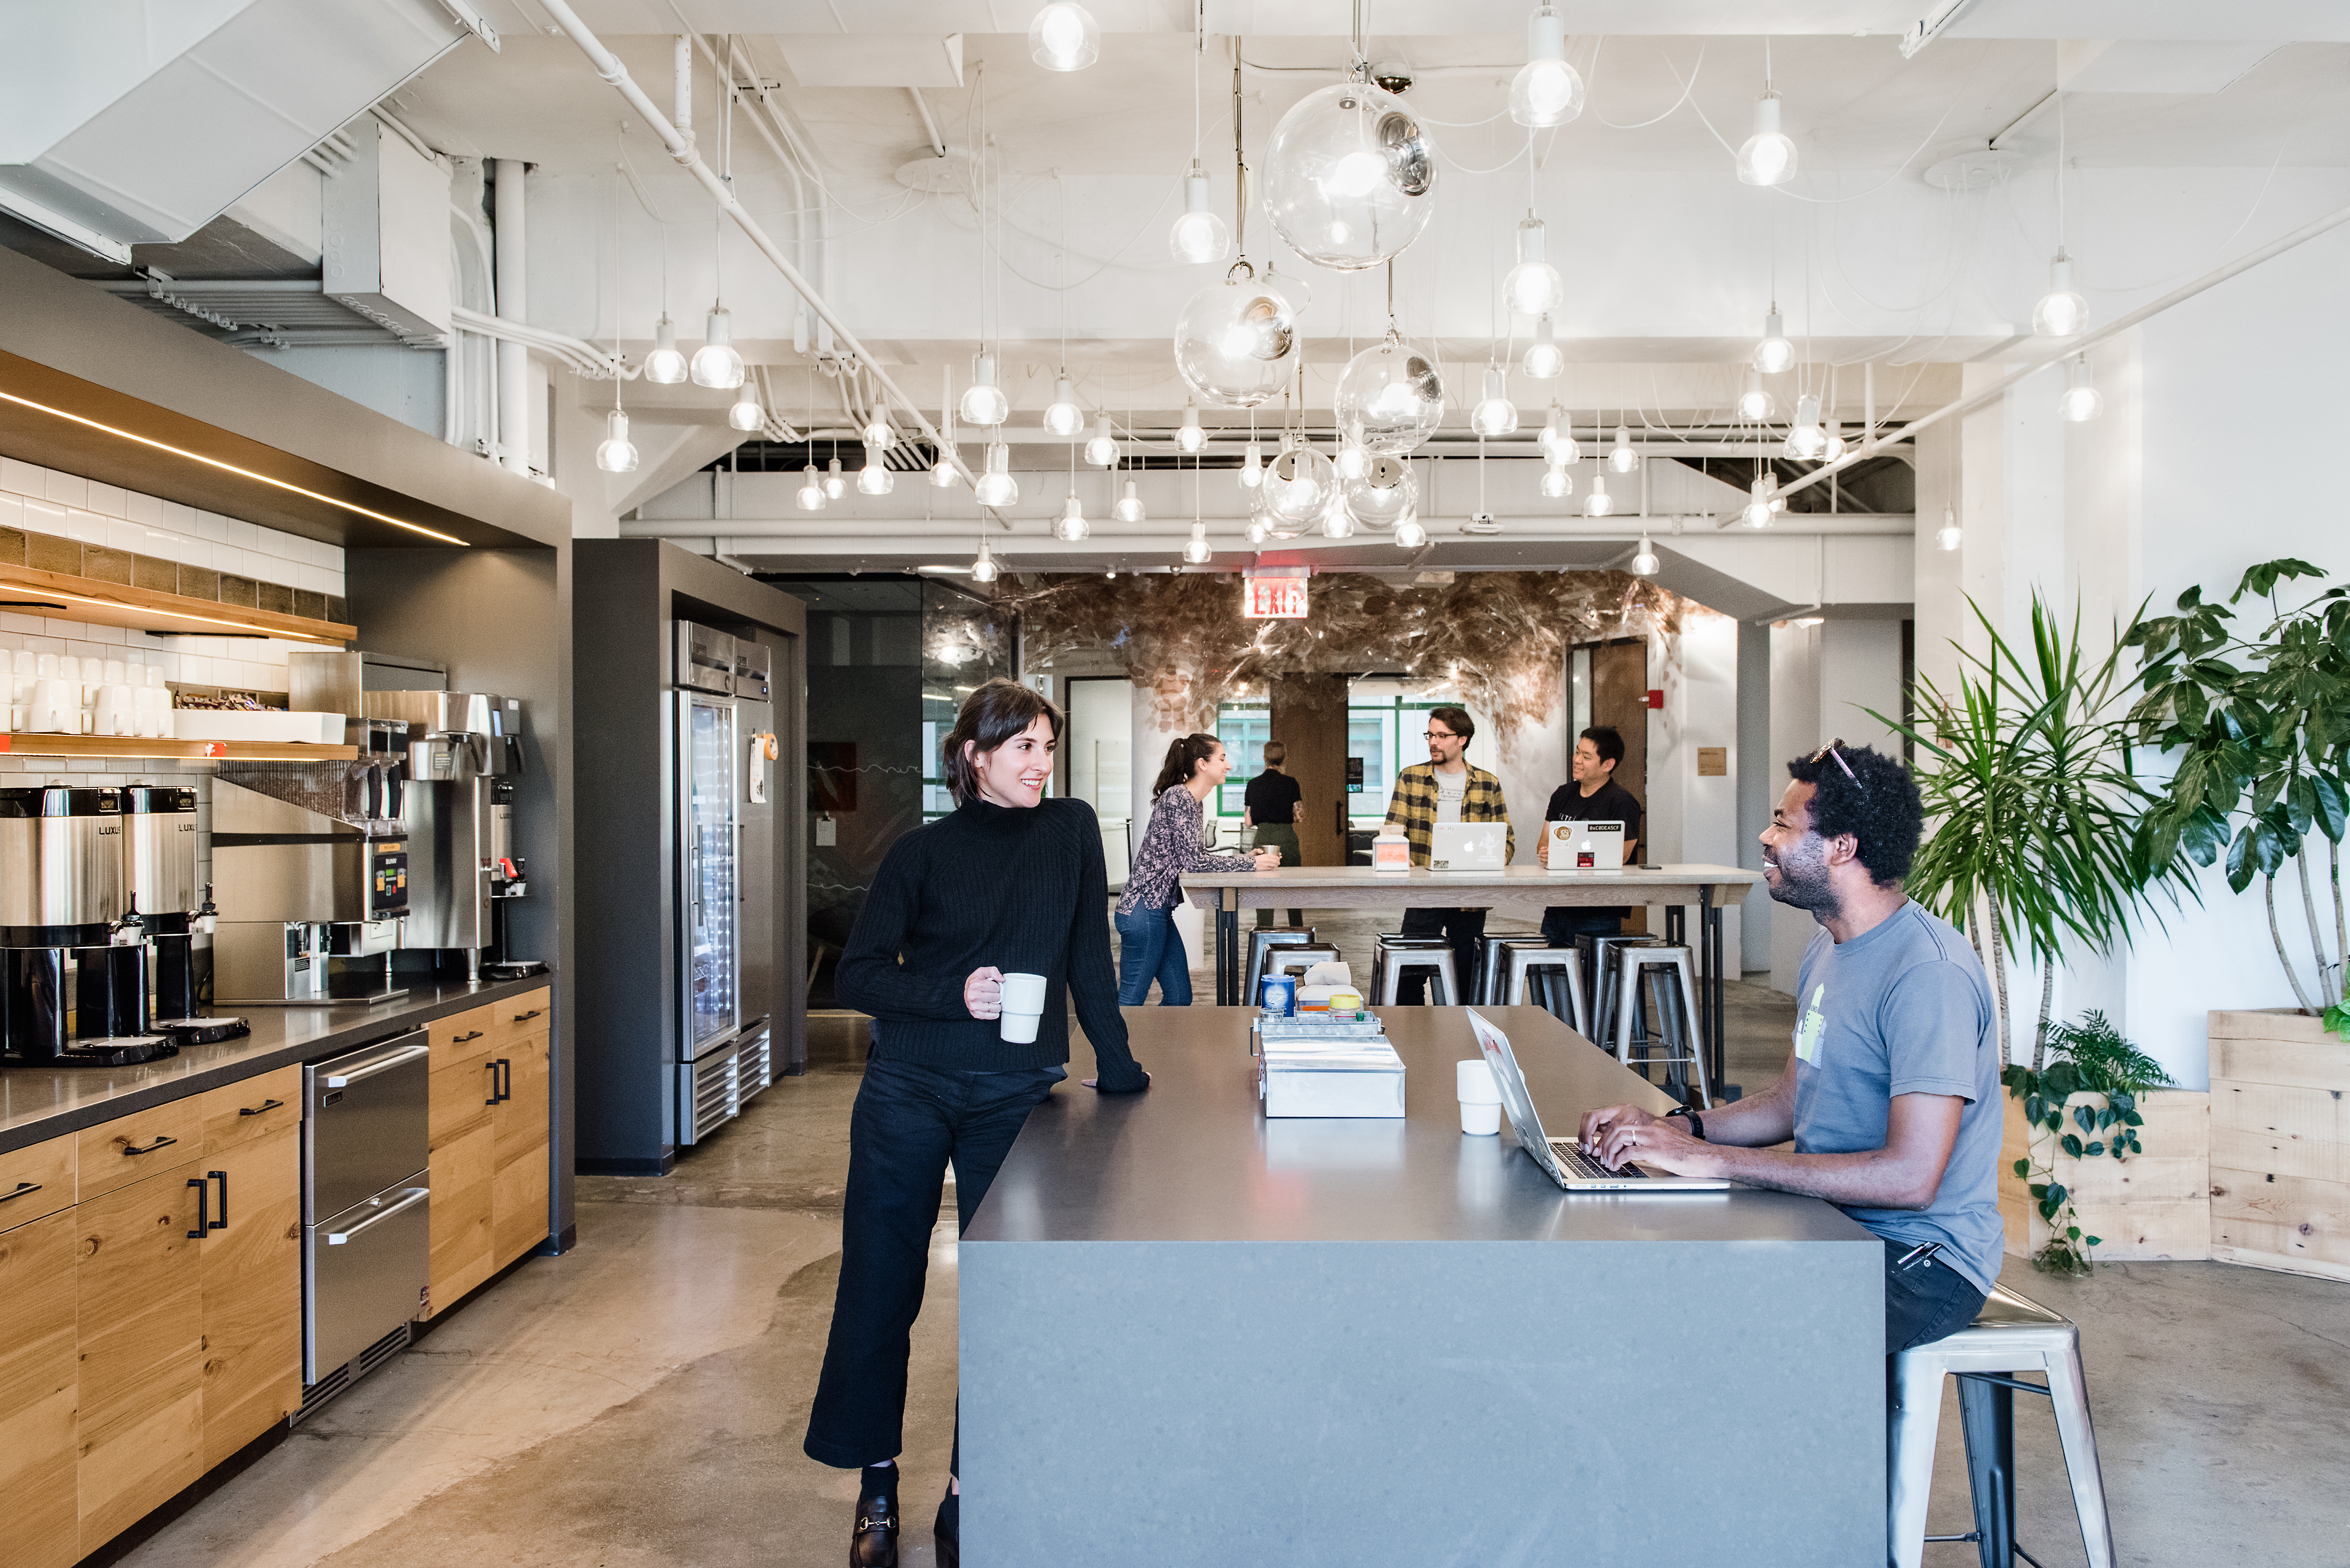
492,157,531,477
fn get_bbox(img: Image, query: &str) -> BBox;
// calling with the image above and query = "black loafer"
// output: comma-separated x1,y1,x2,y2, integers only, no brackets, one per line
850,1491,899,1568
935,1489,959,1568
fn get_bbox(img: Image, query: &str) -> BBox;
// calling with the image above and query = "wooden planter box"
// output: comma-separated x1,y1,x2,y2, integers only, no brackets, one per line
1997,1089,2211,1261
2208,1009,2350,1284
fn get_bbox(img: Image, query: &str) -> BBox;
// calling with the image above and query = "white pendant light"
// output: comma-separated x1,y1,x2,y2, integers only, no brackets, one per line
1183,521,1213,563
1509,5,1585,128
728,388,763,433
1246,515,1271,545
1054,495,1090,541
1936,509,1963,551
1540,464,1571,499
1336,331,1448,454
1753,307,1794,375
2059,354,2103,422
689,306,745,389
931,410,959,486
1260,81,1437,271
1334,442,1369,481
1173,273,1298,407
971,538,999,582
1171,164,1230,264
1029,2,1099,71
1239,441,1264,488
1631,533,1660,575
2034,250,2088,338
824,457,848,499
1394,515,1429,548
1115,480,1146,523
1736,93,1797,186
1503,214,1564,317
1608,422,1636,473
1738,366,1774,421
1583,472,1612,516
1342,454,1416,531
1470,367,1520,439
1539,405,1580,464
1085,413,1119,467
644,314,687,384
974,443,1019,507
796,462,826,511
1784,393,1825,460
1176,402,1205,454
595,409,639,473
1522,316,1564,380
1322,499,1355,538
1043,374,1084,437
861,411,892,446
960,352,1010,426
1822,427,1847,461
1741,474,1778,528
858,446,893,495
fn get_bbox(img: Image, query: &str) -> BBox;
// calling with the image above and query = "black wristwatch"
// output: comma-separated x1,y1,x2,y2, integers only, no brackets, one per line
1664,1106,1706,1141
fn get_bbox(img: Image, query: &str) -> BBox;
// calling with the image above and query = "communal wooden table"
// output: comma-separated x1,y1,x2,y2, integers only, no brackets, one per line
1183,863,1763,1091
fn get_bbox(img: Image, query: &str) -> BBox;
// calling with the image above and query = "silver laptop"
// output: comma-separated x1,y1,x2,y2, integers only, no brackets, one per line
1465,1009,1732,1191
1429,820,1507,872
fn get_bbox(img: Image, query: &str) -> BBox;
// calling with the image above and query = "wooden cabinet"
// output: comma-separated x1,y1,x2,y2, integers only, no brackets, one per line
195,1068,303,1470
491,1021,551,1270
0,1128,77,1229
76,1095,204,1203
426,1003,497,1316
0,1208,80,1568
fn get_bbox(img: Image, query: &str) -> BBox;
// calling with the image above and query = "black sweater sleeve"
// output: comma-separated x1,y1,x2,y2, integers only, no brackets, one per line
834,831,972,1023
1064,802,1147,1090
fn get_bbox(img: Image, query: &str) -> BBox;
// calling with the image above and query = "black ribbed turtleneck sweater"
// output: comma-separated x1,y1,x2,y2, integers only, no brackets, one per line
835,795,1145,1088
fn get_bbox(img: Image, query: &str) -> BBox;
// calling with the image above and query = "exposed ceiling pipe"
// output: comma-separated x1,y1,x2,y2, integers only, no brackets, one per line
450,305,631,379
492,157,530,477
618,514,1912,541
1731,197,2350,525
538,0,980,496
908,88,947,158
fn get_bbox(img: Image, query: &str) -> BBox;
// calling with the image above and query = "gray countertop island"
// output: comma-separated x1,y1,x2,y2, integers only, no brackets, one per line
962,1004,1883,1565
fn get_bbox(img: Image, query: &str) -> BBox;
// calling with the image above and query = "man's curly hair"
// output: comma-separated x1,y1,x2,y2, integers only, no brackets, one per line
1786,742,1923,888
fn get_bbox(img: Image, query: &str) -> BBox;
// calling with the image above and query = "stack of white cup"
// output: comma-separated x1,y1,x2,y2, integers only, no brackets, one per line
4,647,174,735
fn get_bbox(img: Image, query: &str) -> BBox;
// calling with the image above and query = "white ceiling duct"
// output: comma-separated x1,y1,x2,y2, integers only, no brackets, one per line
0,0,492,262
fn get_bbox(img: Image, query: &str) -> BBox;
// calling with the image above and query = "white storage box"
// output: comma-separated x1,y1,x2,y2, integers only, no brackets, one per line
170,710,347,744
1258,1038,1407,1118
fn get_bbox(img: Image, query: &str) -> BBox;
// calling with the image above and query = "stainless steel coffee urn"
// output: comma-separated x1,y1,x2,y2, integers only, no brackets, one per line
0,786,170,1065
122,786,247,1046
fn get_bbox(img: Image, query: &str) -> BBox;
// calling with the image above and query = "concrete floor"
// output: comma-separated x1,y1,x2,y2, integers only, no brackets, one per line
120,908,2350,1567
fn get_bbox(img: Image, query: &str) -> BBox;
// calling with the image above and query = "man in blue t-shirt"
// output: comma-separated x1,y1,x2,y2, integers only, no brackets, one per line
1579,740,2002,1356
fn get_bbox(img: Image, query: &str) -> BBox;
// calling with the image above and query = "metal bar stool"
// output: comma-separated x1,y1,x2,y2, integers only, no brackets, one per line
1369,935,1449,1003
1890,1283,2116,1568
1503,946,1588,1036
1245,927,1319,998
1472,935,1551,1004
1581,933,1662,1052
1264,946,1342,982
1610,944,1711,1108
1371,940,1457,1006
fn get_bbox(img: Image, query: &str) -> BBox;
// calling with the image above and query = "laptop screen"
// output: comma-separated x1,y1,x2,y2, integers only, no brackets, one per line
1429,821,1507,870
1464,1009,1559,1166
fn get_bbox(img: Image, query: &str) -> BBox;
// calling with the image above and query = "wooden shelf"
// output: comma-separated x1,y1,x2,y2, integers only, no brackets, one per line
0,735,356,762
0,561,354,645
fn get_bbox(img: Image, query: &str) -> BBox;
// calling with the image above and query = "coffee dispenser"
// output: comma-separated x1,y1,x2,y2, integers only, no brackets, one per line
0,785,171,1065
397,692,529,980
210,767,410,1004
122,786,248,1046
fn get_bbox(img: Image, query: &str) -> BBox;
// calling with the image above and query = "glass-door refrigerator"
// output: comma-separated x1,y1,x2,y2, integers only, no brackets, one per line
673,620,769,1145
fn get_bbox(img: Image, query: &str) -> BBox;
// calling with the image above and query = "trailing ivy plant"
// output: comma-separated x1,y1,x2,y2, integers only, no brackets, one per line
2004,1011,2176,1276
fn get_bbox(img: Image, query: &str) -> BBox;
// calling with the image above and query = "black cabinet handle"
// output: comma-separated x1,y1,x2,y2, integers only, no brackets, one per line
209,1170,227,1231
484,1059,500,1106
511,1009,543,1024
452,1031,484,1044
122,1135,178,1158
0,1180,41,1203
237,1098,283,1118
187,1174,210,1239
493,1058,513,1103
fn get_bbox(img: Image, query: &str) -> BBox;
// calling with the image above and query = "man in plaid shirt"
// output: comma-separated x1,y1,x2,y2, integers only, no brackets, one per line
1384,705,1514,1003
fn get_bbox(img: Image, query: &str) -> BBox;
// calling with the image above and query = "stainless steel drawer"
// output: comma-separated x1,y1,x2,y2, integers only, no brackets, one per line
305,1028,430,1221
305,1178,429,1381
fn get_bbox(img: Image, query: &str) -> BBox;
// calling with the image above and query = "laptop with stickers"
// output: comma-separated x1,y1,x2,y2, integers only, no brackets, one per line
1465,1009,1732,1191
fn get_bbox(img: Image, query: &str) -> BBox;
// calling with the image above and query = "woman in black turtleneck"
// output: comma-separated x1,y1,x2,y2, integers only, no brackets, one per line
805,677,1146,1568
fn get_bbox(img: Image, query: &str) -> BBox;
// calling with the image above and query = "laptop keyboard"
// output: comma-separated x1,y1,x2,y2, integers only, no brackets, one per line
1549,1140,1647,1181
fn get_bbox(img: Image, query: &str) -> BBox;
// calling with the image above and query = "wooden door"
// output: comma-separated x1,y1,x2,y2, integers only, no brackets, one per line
490,1029,551,1271
426,1006,497,1316
1589,638,1651,932
198,1122,302,1469
78,1159,205,1554
0,1209,80,1568
1269,673,1349,868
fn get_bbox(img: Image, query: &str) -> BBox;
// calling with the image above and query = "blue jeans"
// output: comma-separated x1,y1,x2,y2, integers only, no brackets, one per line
1114,905,1192,1006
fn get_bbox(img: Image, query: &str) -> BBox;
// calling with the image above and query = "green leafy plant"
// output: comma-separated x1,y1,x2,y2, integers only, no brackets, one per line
2127,557,2350,1014
2003,1011,2176,1275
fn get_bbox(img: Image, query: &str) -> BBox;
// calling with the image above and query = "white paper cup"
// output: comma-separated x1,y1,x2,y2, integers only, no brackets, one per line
1457,1057,1503,1135
998,971,1047,1043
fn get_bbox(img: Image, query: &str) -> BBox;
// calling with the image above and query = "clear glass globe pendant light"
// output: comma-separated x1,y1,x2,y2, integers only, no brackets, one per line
2059,355,2102,421
1510,6,1585,128
1174,268,1298,406
2034,250,2088,338
690,305,744,388
1503,215,1563,317
1260,435,1336,538
1085,412,1119,466
1029,3,1098,71
1343,453,1416,532
1753,307,1794,374
1470,367,1519,438
595,409,638,473
1262,77,1437,271
961,353,1009,426
1172,163,1230,264
1337,324,1446,454
974,443,1018,507
1523,316,1563,380
644,314,687,384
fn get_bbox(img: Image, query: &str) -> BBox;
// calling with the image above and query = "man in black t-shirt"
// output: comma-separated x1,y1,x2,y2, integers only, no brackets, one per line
1242,741,1305,929
1537,726,1644,948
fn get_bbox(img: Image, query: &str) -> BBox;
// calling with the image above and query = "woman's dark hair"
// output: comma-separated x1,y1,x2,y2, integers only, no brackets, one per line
1581,725,1626,768
1152,732,1223,797
942,677,1062,804
1428,705,1475,741
1785,741,1923,887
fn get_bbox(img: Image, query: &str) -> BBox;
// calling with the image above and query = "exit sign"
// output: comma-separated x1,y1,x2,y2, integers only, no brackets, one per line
1242,573,1308,619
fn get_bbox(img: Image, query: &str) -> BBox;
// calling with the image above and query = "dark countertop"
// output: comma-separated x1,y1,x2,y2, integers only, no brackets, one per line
0,976,554,1154
967,1003,1873,1246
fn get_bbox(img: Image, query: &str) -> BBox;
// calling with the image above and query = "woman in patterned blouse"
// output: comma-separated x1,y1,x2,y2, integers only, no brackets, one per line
1114,732,1279,1004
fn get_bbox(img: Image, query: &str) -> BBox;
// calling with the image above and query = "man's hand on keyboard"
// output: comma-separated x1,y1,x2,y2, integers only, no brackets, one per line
1590,1108,1711,1175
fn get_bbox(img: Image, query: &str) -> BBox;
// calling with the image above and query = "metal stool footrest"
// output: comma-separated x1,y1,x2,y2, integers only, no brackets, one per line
1610,945,1711,1109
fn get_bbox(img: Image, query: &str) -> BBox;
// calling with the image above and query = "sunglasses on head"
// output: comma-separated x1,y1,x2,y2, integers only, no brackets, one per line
1811,739,1858,782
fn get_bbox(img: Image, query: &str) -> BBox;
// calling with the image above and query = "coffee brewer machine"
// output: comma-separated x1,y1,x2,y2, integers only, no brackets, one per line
394,691,533,980
122,786,248,1047
0,785,172,1065
210,764,411,1004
